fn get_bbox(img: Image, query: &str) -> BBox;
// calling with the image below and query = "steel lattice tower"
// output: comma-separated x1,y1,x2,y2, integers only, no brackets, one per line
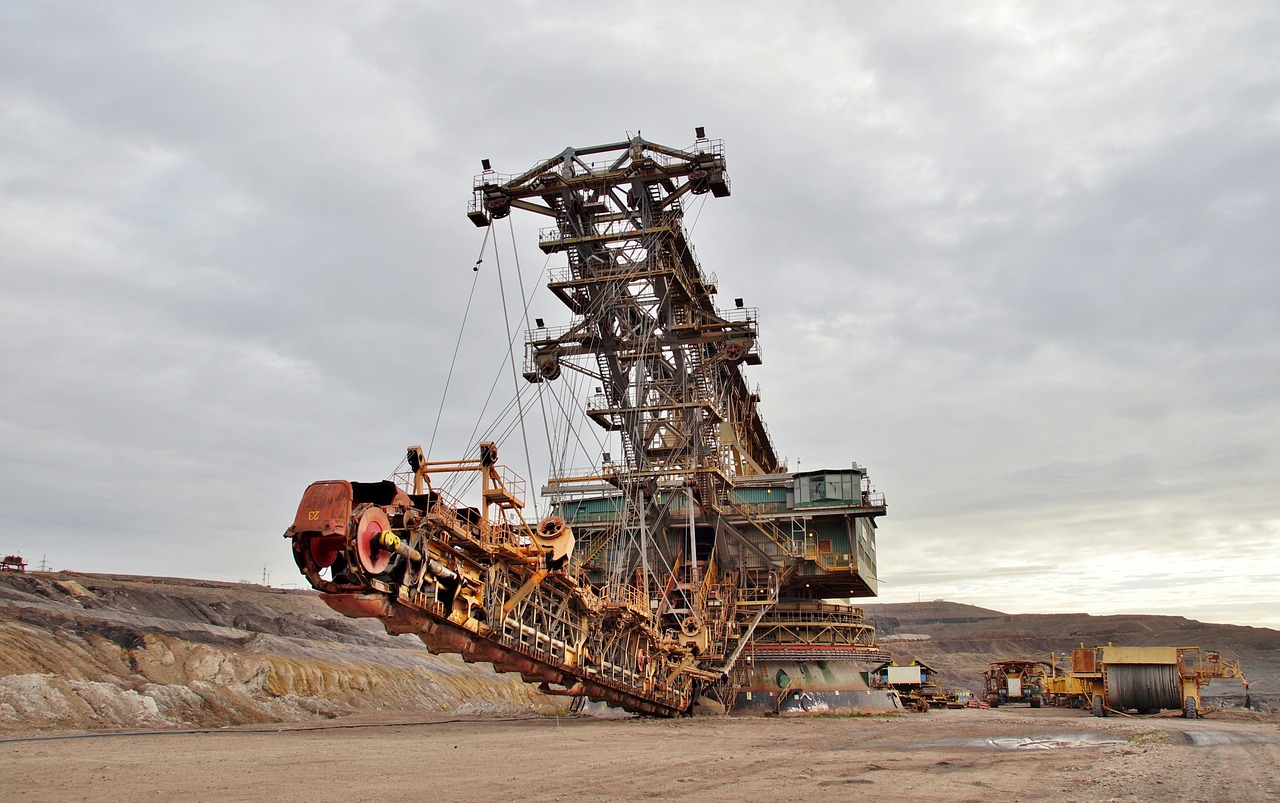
471,133,783,590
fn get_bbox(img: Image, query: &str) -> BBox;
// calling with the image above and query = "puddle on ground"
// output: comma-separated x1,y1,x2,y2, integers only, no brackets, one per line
983,735,1127,750
912,734,1127,750
917,729,1280,750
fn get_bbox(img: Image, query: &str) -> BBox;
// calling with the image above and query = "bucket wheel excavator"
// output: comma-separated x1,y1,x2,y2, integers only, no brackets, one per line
285,131,891,716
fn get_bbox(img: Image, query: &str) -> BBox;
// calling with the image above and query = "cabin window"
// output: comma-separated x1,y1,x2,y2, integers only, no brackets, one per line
794,471,860,506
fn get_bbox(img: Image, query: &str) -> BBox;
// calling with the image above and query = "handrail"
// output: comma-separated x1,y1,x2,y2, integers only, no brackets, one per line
426,488,467,535
809,551,857,571
735,571,779,605
599,582,649,612
487,465,527,508
723,498,796,557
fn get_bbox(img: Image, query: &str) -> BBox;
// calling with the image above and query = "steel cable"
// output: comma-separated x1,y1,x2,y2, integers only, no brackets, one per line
1105,663,1181,711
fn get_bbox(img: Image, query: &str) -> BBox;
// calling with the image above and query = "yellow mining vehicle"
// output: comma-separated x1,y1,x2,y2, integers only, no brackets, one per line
871,660,947,711
1044,645,1247,718
983,659,1049,707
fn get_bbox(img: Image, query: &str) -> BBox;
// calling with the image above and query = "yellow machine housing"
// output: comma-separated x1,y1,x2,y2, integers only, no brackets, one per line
1044,644,1246,719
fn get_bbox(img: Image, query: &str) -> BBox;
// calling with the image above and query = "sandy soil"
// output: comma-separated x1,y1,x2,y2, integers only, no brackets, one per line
3,707,1277,802
3,573,1275,800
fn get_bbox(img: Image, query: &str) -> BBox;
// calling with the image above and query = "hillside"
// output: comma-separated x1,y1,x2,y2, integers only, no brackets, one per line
0,571,566,733
1,571,1275,733
863,601,1280,707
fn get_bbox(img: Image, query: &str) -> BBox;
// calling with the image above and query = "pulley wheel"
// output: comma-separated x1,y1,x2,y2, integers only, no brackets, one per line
689,169,711,194
538,357,561,380
537,516,566,538
354,507,393,574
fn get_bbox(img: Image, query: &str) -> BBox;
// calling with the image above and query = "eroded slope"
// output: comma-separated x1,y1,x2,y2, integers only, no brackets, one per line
0,571,565,732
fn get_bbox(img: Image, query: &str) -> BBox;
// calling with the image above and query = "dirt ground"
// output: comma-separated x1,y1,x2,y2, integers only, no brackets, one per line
2,707,1277,802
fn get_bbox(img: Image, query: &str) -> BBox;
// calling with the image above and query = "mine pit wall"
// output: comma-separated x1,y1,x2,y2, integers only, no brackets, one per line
0,572,568,733
0,638,562,733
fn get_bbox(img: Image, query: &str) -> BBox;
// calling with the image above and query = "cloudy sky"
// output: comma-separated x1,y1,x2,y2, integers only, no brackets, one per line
3,2,1278,628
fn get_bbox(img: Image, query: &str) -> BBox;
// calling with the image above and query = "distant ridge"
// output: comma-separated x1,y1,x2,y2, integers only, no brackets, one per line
863,600,1006,626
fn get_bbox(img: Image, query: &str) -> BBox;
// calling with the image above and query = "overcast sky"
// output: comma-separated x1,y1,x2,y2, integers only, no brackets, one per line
3,2,1278,629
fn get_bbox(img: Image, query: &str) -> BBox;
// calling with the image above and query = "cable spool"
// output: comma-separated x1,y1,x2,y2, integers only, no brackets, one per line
485,194,511,219
1104,663,1181,712
679,617,708,655
536,354,561,380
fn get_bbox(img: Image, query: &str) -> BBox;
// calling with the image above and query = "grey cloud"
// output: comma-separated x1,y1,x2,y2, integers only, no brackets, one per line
1,2,1277,625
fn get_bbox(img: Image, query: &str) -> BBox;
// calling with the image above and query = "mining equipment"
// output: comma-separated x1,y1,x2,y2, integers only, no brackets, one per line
871,660,945,711
283,131,894,717
983,659,1049,708
945,689,974,709
1043,645,1247,718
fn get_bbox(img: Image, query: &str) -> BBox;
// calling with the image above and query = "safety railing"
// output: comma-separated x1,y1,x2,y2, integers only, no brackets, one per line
599,582,650,614
487,465,527,508
424,488,468,535
804,549,856,571
723,498,798,557
525,322,578,344
735,572,780,606
537,210,683,249
695,550,719,612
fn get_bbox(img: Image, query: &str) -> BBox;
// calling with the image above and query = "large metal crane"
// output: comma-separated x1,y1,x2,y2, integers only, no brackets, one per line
470,133,783,632
284,131,893,716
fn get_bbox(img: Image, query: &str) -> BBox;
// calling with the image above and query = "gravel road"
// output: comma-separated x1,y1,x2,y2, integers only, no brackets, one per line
3,707,1277,801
